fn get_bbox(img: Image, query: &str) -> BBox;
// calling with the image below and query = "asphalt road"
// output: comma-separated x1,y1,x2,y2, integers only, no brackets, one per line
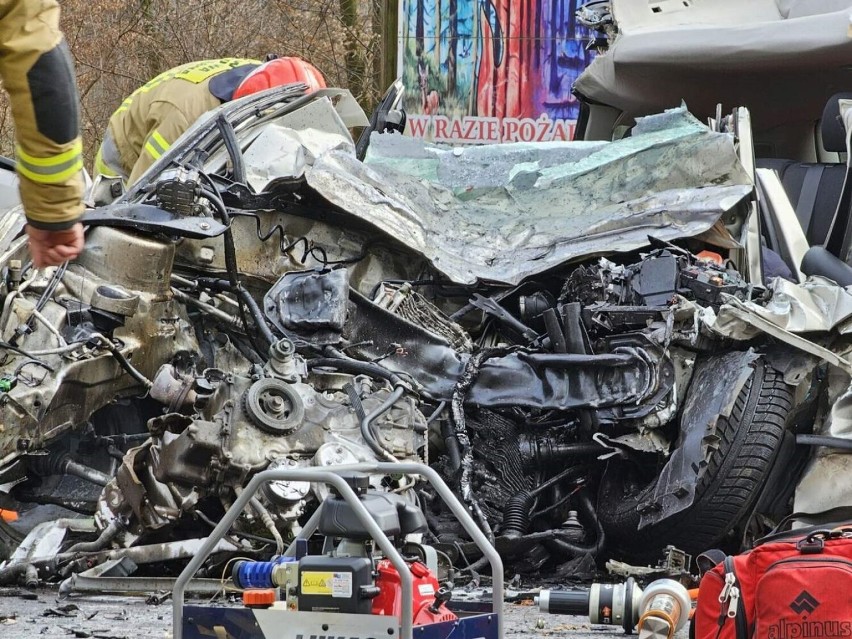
0,588,691,639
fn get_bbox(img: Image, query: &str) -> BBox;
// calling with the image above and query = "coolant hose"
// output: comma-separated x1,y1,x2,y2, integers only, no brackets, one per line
306,358,405,387
361,385,405,462
0,562,38,587
64,520,123,554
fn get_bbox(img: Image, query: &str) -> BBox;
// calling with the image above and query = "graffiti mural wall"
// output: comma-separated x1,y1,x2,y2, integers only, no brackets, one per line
399,0,593,143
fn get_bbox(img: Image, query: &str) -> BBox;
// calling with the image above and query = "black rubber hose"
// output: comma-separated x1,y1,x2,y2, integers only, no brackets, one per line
517,352,634,367
543,308,567,353
100,341,153,389
216,114,246,184
64,520,122,554
306,357,405,387
797,434,852,451
440,420,462,472
236,287,276,347
192,276,276,348
560,302,587,354
361,385,405,462
197,186,275,353
199,187,229,223
309,357,408,460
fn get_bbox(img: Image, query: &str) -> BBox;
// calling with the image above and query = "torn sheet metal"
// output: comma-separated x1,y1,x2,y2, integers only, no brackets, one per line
638,350,759,529
793,344,852,520
196,89,366,190
695,276,852,372
794,453,852,521
735,277,852,334
241,97,360,193
306,107,752,285
704,280,852,373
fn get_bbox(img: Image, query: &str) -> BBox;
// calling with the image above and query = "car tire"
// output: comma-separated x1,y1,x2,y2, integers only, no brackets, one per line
597,359,794,560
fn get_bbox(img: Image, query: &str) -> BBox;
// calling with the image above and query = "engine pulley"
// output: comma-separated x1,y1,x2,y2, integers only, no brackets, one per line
243,378,305,434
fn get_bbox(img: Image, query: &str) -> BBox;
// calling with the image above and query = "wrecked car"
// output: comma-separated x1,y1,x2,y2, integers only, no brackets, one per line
0,70,850,586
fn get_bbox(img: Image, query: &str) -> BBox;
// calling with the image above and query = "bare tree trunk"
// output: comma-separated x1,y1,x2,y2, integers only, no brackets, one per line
436,0,442,73
339,0,366,100
416,0,425,56
380,0,400,89
447,0,457,93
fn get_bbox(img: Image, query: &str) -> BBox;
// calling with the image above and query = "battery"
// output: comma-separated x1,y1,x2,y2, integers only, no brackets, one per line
297,556,375,614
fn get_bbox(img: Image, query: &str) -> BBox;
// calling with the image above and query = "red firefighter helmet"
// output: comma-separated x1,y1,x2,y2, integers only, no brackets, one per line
232,57,326,99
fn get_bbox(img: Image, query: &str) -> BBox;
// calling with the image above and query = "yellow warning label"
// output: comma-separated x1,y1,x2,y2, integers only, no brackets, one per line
300,572,334,595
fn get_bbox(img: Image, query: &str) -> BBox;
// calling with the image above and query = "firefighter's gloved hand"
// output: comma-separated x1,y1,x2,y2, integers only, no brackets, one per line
26,222,84,267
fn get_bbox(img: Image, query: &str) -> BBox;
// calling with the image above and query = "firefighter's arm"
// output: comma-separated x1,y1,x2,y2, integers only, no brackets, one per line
0,0,84,230
127,103,191,186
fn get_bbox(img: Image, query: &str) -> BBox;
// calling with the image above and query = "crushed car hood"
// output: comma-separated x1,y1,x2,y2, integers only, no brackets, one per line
305,107,752,285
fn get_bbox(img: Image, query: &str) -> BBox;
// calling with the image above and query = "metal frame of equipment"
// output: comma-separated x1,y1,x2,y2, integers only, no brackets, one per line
172,462,504,639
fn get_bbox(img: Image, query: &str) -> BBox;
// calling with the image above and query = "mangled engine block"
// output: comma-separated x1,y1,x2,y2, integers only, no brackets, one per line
100,341,427,543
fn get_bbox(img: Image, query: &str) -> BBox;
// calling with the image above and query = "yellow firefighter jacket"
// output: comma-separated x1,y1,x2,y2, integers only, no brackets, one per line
99,58,260,185
0,0,84,230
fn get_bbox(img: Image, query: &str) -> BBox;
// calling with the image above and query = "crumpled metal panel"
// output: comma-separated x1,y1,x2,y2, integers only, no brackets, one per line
306,107,752,285
719,276,852,335
241,97,360,193
704,279,852,373
793,338,852,520
638,350,759,529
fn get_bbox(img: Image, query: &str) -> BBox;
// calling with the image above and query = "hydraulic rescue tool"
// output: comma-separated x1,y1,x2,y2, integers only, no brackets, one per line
537,578,691,636
172,462,504,639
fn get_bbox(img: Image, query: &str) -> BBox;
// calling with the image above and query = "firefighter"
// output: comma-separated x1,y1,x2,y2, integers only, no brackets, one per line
95,56,327,186
1,0,85,268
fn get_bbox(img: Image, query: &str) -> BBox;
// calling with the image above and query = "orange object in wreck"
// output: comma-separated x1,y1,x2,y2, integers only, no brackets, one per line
242,589,276,609
0,509,18,522
696,250,724,265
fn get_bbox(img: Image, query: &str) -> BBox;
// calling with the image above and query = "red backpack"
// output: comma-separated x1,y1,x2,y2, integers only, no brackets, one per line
694,526,852,639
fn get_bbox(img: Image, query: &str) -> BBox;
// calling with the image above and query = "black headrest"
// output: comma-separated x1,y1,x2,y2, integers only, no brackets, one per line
822,92,852,153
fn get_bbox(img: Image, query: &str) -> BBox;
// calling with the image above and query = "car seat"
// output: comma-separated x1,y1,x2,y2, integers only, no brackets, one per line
756,93,850,246
795,93,852,285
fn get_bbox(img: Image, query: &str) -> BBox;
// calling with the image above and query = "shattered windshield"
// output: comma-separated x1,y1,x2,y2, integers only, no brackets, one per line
308,106,752,284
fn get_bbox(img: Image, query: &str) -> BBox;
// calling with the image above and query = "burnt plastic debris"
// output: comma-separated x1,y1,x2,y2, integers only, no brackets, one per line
263,268,350,344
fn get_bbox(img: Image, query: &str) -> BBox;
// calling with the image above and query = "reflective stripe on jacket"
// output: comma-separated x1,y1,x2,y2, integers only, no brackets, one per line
0,0,83,230
103,58,259,185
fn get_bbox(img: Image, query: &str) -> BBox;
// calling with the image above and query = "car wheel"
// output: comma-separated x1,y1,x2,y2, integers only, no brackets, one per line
597,359,794,560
